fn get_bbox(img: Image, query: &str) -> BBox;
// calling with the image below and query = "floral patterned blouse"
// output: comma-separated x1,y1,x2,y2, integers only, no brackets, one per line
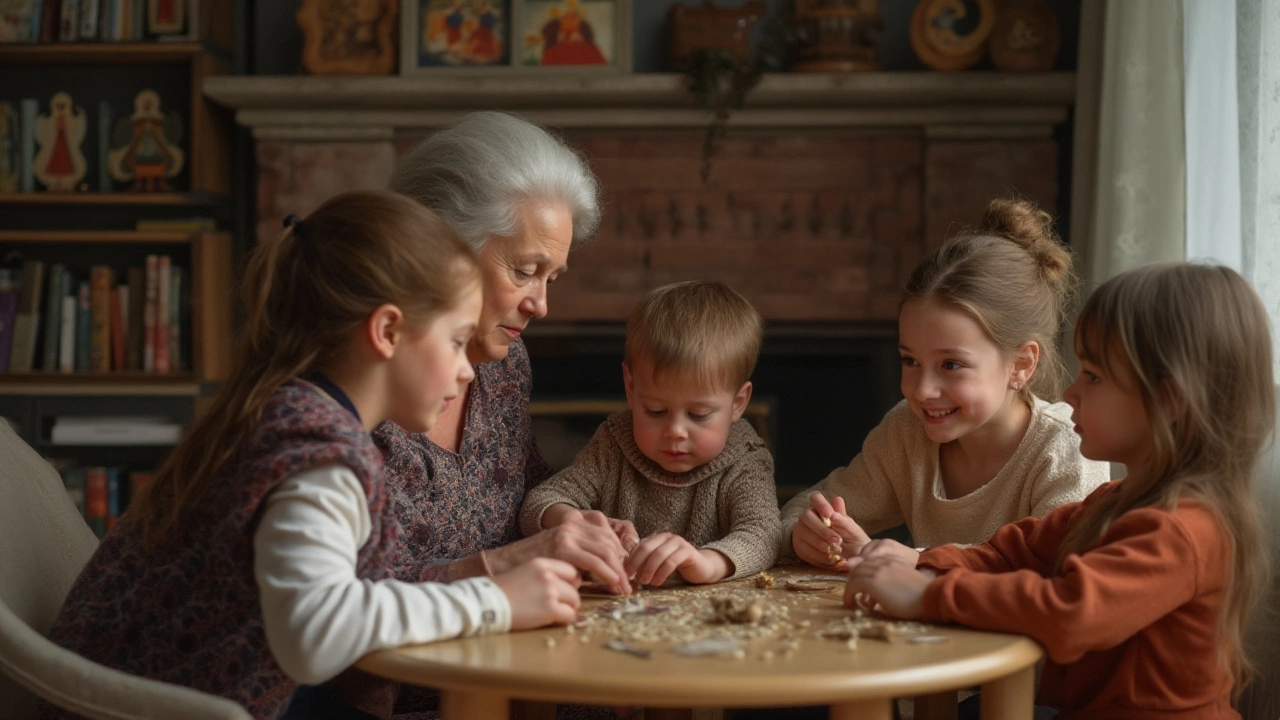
373,339,553,575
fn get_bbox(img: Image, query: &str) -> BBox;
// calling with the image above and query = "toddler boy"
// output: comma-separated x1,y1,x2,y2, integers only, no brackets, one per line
519,280,780,586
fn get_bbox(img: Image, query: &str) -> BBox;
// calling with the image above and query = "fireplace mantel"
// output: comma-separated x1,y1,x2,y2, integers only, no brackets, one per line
203,72,1075,140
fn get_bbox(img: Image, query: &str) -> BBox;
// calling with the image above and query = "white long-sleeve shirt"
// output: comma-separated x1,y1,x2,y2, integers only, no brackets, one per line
253,463,511,684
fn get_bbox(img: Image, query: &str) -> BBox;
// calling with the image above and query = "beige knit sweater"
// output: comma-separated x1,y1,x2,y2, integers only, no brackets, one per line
780,398,1110,555
519,412,780,580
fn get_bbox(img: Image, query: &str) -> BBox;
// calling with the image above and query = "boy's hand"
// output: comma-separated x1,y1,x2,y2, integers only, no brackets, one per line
492,558,582,630
858,539,920,567
791,493,872,568
625,533,726,586
842,556,931,619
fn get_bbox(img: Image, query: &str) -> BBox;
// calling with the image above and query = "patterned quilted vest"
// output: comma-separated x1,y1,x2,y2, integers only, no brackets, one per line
43,379,396,720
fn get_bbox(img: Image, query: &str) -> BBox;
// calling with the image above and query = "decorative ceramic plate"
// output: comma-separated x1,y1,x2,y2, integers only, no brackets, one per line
910,0,999,71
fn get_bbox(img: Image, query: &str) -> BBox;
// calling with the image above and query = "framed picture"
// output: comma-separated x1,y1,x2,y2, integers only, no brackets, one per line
402,0,512,71
146,0,186,35
513,0,631,72
400,0,630,74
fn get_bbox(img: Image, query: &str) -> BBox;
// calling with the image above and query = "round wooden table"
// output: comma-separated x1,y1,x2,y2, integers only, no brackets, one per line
357,567,1043,720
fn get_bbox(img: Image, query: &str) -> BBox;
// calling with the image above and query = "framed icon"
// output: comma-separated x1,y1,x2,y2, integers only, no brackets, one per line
401,0,630,74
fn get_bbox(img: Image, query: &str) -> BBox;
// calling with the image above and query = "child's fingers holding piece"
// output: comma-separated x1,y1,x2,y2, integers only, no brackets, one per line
799,508,844,546
808,492,837,524
630,533,684,586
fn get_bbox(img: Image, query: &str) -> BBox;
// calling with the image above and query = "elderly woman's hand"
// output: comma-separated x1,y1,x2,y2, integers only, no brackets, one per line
490,512,633,595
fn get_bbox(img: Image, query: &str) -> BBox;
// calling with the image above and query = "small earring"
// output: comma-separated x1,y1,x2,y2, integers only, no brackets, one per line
1012,382,1023,391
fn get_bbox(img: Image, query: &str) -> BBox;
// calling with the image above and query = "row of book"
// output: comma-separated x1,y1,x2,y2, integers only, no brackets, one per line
0,0,201,44
0,255,187,374
53,461,154,539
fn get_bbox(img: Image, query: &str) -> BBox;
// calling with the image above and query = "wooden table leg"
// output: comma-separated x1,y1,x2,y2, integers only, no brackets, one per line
915,690,959,720
441,690,509,720
980,665,1036,720
830,699,894,720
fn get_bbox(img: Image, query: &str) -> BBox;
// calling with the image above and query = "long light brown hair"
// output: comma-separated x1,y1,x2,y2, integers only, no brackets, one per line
1059,263,1274,695
904,198,1076,401
132,190,480,545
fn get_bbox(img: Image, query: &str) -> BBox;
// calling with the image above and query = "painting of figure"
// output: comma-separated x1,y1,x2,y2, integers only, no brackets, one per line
418,0,507,66
33,92,87,192
107,90,185,192
521,0,613,66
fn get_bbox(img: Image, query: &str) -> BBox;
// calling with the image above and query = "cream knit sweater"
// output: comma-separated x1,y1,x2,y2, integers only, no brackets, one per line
519,412,780,580
780,398,1110,555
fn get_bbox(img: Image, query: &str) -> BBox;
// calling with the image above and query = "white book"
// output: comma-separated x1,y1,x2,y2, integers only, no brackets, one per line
59,295,76,373
51,417,183,445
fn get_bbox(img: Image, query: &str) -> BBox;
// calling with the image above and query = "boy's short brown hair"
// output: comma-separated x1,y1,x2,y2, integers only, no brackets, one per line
625,280,764,391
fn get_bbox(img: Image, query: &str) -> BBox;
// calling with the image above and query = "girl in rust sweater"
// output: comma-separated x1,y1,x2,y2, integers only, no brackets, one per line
845,263,1274,720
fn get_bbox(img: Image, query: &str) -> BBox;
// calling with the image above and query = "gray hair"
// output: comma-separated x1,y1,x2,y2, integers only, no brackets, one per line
390,111,602,250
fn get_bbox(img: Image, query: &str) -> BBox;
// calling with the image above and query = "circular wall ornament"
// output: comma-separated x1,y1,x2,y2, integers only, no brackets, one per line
988,0,1061,71
909,0,999,71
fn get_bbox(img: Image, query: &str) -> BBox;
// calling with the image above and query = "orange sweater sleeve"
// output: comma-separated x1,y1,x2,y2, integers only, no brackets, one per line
917,482,1108,576
920,503,1208,665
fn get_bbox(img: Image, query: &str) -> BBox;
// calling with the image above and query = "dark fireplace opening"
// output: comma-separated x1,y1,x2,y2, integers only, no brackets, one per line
525,323,903,503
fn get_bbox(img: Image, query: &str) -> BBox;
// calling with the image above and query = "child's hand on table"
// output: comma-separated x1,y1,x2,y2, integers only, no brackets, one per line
625,533,729,586
858,539,921,567
843,555,933,619
492,557,583,630
791,493,873,569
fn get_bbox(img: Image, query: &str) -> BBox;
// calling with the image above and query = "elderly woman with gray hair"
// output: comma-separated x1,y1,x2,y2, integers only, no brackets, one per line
280,112,630,720
378,111,634,592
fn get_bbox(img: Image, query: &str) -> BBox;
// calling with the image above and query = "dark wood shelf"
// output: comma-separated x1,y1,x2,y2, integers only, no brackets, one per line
0,192,224,206
0,41,205,65
0,373,202,397
0,230,197,244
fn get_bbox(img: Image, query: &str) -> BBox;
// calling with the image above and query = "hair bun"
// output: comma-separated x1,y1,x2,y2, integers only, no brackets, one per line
977,198,1072,290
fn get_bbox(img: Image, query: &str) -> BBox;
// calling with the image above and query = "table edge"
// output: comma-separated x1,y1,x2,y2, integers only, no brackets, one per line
356,635,1045,707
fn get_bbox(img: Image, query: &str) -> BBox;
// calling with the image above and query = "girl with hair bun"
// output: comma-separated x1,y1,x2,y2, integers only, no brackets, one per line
845,262,1274,718
783,198,1111,570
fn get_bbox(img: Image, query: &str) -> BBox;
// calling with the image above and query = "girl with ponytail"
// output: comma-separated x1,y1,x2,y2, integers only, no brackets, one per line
44,190,582,720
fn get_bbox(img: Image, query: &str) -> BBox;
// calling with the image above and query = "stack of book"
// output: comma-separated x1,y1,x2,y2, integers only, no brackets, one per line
0,0,203,44
53,460,155,539
0,255,187,374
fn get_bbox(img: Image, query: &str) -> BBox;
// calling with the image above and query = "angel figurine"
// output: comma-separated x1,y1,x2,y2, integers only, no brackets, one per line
33,92,88,192
108,90,185,192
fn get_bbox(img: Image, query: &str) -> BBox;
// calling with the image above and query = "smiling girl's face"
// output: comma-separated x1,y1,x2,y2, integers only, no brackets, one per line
897,299,1026,446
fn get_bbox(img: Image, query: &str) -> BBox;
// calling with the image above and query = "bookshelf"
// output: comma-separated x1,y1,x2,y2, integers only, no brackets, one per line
1,19,237,534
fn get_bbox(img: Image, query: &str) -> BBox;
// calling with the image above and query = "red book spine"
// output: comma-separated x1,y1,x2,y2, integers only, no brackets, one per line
144,255,157,372
155,256,170,374
110,287,125,371
85,466,108,538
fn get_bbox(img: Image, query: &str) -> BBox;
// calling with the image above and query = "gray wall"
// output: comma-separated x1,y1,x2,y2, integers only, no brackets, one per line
254,0,1079,75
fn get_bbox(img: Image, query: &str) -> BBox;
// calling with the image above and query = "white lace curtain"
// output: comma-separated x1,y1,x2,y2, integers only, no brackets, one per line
1072,0,1280,379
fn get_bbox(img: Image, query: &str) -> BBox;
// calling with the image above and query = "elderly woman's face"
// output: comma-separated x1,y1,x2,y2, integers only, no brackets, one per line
471,201,573,363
